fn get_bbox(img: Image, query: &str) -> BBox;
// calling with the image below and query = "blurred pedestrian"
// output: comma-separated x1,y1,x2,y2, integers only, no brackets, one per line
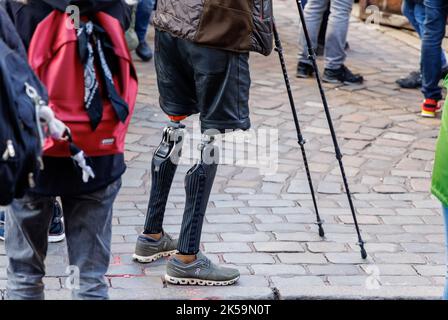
420,0,448,118
135,0,154,61
396,0,448,90
297,0,363,85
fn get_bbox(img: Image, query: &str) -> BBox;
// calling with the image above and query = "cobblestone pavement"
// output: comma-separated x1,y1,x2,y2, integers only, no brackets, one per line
1,0,447,299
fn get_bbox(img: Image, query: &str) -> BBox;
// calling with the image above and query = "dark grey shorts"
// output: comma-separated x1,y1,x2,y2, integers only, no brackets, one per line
154,30,251,133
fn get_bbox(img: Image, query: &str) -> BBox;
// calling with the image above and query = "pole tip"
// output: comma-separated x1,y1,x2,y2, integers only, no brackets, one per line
318,225,325,238
360,246,368,259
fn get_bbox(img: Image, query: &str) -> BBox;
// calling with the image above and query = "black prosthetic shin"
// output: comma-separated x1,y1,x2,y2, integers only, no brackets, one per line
177,135,219,254
144,122,185,234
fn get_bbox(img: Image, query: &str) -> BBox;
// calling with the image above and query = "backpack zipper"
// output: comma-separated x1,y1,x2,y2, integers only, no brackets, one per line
2,140,16,161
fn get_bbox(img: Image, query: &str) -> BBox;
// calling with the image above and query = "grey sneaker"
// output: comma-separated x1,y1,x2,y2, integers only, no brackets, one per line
133,232,178,263
165,251,240,286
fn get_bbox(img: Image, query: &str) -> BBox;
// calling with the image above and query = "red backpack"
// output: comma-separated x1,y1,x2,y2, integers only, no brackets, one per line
28,10,137,157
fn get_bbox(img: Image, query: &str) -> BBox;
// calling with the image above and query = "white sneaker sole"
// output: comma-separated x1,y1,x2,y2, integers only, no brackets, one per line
48,233,66,243
165,274,240,286
133,250,177,263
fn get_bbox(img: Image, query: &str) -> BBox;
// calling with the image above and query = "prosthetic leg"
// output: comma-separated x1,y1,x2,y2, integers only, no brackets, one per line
143,121,185,234
177,134,219,254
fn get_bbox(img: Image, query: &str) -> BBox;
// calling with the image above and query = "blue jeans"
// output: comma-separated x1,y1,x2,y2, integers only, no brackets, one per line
444,206,448,300
421,0,448,100
135,0,154,43
403,0,447,68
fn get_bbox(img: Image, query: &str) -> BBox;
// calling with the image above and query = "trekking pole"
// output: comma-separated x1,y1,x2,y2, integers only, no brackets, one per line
273,22,325,238
295,0,367,259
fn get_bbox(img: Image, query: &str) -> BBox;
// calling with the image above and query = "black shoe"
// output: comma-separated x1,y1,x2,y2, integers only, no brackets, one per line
323,65,364,85
396,71,422,89
48,201,65,243
296,62,314,78
136,41,153,62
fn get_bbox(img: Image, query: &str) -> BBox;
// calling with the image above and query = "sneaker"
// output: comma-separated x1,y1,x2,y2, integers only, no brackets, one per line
396,71,422,89
421,98,443,118
296,61,314,78
136,41,153,62
48,201,65,243
133,232,178,263
323,65,364,85
165,251,240,286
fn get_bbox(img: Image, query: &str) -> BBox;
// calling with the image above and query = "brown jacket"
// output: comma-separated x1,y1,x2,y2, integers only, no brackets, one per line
153,0,274,56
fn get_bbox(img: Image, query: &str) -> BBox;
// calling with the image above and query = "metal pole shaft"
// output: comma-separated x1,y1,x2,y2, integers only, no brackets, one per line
273,21,324,237
295,0,367,259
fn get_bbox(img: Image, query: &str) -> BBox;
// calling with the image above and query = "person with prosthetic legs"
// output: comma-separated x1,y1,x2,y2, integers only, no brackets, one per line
133,0,274,286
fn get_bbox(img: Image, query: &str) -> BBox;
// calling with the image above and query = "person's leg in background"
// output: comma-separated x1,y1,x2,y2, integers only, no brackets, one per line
420,0,448,118
61,179,121,300
397,0,424,88
322,0,363,85
413,2,448,76
135,0,154,62
443,206,448,300
5,195,54,300
297,0,330,78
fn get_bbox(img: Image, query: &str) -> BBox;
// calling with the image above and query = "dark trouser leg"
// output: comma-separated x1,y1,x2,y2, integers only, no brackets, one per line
135,0,154,43
421,0,448,100
177,134,219,255
144,122,185,234
5,195,53,300
61,179,121,300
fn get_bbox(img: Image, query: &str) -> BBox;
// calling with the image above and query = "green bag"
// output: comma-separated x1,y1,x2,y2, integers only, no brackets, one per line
431,77,448,206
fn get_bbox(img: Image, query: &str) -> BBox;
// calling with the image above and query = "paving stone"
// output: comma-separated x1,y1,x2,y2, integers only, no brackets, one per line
380,276,431,286
254,242,304,253
220,232,271,242
328,276,367,286
204,242,252,253
223,253,275,264
307,242,347,253
278,253,327,264
413,265,446,277
308,264,361,276
374,253,426,264
361,264,417,276
110,276,163,289
271,276,324,287
317,182,342,194
251,264,307,276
